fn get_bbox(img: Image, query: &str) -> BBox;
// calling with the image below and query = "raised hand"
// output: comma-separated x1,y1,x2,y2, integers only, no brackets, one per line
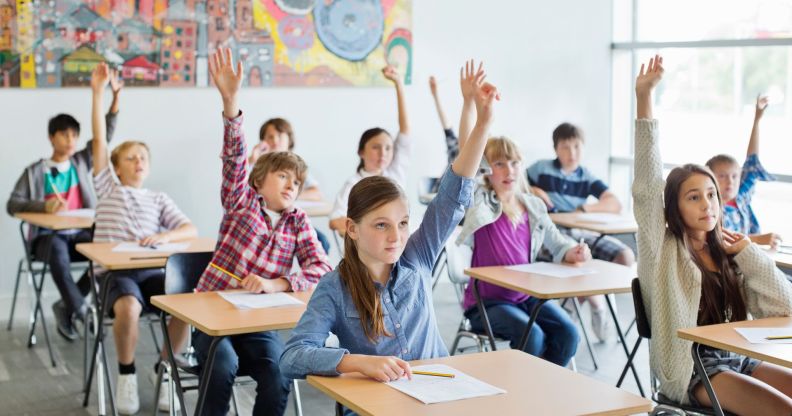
109,68,124,94
382,65,402,85
460,59,484,103
635,54,664,98
209,47,244,117
722,228,751,255
429,75,438,96
755,95,769,119
473,77,500,126
91,62,110,93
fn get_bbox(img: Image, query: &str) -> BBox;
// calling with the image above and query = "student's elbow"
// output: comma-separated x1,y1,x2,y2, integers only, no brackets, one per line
182,222,198,237
279,347,307,380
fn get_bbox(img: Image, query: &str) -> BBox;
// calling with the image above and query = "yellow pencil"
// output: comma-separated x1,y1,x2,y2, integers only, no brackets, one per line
46,176,68,206
210,262,242,282
413,370,455,378
766,335,792,340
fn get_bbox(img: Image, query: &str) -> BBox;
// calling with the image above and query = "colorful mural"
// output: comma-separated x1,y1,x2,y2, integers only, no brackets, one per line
0,0,412,88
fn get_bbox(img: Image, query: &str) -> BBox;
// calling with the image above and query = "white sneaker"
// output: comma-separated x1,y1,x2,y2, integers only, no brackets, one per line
156,372,181,412
591,309,612,343
116,374,140,415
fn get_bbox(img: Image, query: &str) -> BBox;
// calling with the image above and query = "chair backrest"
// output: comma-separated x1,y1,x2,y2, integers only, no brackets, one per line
164,252,214,295
631,277,652,339
444,238,473,286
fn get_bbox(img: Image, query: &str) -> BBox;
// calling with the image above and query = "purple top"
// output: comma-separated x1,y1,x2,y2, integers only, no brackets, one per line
463,211,531,310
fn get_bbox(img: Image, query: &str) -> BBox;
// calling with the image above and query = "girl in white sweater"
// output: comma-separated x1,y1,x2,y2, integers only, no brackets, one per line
633,55,792,415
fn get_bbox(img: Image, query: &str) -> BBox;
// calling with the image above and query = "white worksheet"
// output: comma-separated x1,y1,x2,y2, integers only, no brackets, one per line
735,328,792,344
218,292,304,310
506,262,597,278
386,364,505,405
55,208,95,218
111,242,190,253
575,213,630,224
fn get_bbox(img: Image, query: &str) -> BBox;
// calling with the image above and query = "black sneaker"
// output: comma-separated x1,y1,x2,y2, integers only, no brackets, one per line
51,300,79,342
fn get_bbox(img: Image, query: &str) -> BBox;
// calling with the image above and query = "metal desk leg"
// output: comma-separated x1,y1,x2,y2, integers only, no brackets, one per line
472,279,498,351
605,295,644,397
27,233,57,367
692,342,725,416
159,311,187,415
518,299,548,351
195,336,221,416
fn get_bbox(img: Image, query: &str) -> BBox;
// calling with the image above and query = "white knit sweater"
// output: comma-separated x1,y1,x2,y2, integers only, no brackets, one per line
633,119,792,404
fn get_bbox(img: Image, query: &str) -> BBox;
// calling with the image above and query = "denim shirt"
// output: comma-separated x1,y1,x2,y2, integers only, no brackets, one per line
280,167,474,379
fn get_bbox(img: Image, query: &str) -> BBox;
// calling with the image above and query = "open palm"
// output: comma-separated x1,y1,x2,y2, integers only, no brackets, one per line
635,54,664,96
209,47,243,100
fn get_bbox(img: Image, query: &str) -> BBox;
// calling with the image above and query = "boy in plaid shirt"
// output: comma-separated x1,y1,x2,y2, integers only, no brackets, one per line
194,48,331,416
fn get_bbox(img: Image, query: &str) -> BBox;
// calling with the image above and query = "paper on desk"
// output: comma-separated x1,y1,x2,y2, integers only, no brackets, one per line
735,328,792,344
56,208,95,218
575,213,630,224
111,242,190,253
386,364,505,404
506,262,597,278
218,292,304,310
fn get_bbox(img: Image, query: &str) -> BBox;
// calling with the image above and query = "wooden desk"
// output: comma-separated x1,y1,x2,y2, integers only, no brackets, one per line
465,260,643,395
549,213,638,235
151,290,312,416
14,212,94,231
678,317,792,415
295,200,333,217
308,349,652,416
774,251,792,270
75,237,216,270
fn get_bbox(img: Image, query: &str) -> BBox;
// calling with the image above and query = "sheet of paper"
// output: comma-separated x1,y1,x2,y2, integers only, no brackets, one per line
735,328,792,344
55,208,95,218
217,292,304,310
575,213,631,224
386,364,506,405
111,242,190,253
506,262,597,278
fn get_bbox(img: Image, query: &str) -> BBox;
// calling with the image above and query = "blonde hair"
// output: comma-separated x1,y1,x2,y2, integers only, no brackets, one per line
483,136,530,225
110,141,150,169
248,151,307,192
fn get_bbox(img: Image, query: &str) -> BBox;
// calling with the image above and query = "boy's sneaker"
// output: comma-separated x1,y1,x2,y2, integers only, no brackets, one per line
51,300,78,342
116,374,140,415
591,309,612,343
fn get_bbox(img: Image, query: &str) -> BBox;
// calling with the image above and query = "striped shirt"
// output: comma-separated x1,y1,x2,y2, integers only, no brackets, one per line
195,112,331,293
526,159,608,213
93,166,190,243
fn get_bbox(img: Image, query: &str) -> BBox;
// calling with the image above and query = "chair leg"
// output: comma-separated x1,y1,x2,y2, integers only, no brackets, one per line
292,379,303,416
153,363,166,416
231,386,241,415
7,259,25,331
149,319,161,356
449,332,464,356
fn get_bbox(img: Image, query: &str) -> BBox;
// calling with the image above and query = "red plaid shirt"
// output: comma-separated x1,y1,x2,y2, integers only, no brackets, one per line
195,112,332,292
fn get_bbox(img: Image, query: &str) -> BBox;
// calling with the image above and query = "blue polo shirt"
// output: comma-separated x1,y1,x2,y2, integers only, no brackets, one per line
526,159,608,213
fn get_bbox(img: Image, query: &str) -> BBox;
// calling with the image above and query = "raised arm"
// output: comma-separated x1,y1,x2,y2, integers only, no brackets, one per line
210,47,243,119
108,68,123,115
429,76,451,130
457,60,483,151
455,67,498,178
747,95,768,157
383,65,409,135
91,63,111,174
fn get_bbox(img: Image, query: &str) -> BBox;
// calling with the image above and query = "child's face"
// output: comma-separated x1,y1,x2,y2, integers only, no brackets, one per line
710,162,740,202
554,138,583,171
487,157,521,196
49,129,79,158
347,198,409,267
257,169,301,212
115,145,150,187
360,133,393,173
262,125,290,153
678,173,720,234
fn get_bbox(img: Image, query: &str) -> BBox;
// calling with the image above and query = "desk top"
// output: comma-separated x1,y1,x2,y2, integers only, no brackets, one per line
307,349,651,416
774,251,792,269
465,260,635,299
75,237,216,271
14,212,94,231
150,290,312,337
295,200,333,217
678,317,792,369
549,213,638,235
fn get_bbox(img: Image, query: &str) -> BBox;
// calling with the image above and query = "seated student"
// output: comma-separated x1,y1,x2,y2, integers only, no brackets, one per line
634,55,792,415
280,63,498,398
328,65,411,234
706,95,783,250
526,122,635,341
454,61,585,367
90,63,196,415
6,72,122,341
194,48,332,416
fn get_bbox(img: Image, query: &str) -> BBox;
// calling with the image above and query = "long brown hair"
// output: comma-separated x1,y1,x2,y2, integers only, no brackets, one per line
339,175,405,342
664,164,747,324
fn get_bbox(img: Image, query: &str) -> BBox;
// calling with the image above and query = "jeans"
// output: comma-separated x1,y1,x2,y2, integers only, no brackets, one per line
466,298,579,366
32,229,92,316
194,330,291,416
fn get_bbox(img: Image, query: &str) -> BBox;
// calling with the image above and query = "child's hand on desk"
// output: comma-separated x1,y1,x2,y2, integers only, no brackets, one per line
337,354,412,382
140,232,170,247
44,199,66,213
240,274,288,293
563,242,592,264
752,232,782,251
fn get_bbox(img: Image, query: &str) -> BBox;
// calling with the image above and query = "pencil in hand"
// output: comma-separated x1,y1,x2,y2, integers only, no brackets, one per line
210,262,243,282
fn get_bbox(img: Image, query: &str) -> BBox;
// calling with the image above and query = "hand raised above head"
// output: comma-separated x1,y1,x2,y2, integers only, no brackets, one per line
460,59,484,102
635,54,664,97
90,62,110,92
209,47,244,101
382,65,402,84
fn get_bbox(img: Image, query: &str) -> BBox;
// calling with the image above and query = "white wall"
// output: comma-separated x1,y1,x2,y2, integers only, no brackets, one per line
0,0,612,296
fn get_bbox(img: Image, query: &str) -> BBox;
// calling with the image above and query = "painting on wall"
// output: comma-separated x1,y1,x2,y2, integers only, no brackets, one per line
0,0,412,88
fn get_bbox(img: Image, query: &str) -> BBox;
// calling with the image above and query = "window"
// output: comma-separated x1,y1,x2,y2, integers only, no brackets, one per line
611,0,792,222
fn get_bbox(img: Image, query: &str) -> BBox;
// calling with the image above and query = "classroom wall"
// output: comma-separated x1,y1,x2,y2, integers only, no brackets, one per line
0,0,612,298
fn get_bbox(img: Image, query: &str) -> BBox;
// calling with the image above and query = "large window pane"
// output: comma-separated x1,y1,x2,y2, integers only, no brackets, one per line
636,0,792,42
